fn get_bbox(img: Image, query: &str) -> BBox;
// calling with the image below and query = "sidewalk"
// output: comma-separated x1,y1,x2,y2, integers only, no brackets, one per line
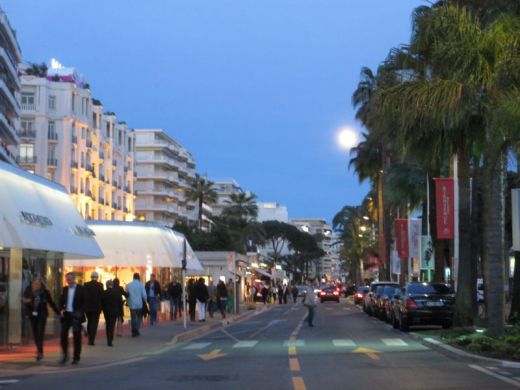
0,303,270,374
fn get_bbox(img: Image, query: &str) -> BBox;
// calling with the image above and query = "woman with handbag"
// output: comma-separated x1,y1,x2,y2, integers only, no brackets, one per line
22,276,60,361
113,278,127,336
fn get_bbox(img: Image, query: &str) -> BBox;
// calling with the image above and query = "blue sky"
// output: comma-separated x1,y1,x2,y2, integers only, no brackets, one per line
3,0,424,222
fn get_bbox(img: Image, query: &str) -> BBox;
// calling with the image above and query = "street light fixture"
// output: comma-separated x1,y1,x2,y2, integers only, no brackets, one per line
337,127,358,150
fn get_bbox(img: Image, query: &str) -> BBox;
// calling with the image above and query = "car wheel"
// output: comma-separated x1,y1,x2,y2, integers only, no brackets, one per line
399,315,409,332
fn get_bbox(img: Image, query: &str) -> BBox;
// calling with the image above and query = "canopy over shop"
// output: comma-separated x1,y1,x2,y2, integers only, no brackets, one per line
64,221,203,287
0,161,103,344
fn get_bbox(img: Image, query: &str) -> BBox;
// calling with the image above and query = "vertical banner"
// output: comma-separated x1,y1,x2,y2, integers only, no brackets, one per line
435,178,455,239
420,235,434,270
512,189,520,251
391,250,400,275
395,219,409,259
408,219,422,259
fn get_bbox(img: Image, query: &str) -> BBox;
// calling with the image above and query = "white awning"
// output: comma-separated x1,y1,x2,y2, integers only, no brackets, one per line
64,221,203,272
0,161,103,259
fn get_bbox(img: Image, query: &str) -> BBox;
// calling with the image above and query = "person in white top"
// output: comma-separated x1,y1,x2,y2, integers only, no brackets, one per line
303,278,318,327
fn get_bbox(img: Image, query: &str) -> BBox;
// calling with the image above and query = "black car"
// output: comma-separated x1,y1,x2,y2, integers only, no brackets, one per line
384,286,401,324
363,281,399,316
394,282,455,331
319,286,340,303
379,285,400,321
353,286,369,305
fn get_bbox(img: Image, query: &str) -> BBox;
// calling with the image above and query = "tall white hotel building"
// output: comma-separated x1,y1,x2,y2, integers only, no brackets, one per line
0,8,21,164
18,60,136,221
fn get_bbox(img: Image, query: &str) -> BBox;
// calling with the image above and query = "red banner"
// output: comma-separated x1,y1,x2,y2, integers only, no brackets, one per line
395,219,409,259
435,178,455,239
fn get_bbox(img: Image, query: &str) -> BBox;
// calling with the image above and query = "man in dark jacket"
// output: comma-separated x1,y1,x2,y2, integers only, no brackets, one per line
102,280,122,347
167,278,182,320
59,272,85,365
145,274,161,325
83,271,104,345
194,278,209,322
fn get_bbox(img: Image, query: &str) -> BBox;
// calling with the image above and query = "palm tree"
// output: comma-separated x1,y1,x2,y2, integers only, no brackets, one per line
222,192,258,221
185,174,218,230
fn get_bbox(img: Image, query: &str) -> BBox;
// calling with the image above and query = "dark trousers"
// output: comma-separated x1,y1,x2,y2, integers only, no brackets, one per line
188,300,196,321
61,312,82,361
306,305,315,326
169,298,182,320
292,293,298,303
130,309,143,335
29,315,47,354
105,315,117,345
86,311,100,344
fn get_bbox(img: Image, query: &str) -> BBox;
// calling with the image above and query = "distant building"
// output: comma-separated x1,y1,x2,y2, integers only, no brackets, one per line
212,179,244,216
256,202,289,223
134,128,197,226
18,61,136,221
0,8,22,164
290,218,333,280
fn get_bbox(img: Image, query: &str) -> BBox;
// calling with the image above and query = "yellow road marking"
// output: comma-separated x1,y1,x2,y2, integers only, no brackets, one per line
292,376,307,390
289,357,301,371
353,347,380,360
288,346,297,355
197,349,227,361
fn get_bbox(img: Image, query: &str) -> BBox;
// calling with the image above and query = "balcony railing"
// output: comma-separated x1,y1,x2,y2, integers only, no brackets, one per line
18,130,36,138
20,104,36,111
48,132,58,141
16,155,37,164
47,157,57,166
71,161,78,169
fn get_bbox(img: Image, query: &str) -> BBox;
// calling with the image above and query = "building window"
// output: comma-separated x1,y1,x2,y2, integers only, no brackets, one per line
106,122,110,138
48,95,56,110
71,93,76,113
20,119,34,135
21,93,35,106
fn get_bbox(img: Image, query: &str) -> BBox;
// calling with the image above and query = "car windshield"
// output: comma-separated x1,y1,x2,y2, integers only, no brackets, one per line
375,286,385,295
383,286,396,296
323,287,334,293
408,284,454,294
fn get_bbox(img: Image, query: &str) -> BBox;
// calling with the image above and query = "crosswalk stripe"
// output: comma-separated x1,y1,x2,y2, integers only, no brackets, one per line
332,339,356,347
382,338,408,346
232,341,258,348
182,342,212,350
284,340,305,347
0,380,19,384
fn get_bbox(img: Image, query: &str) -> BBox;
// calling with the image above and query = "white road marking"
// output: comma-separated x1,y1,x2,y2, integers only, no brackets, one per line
424,337,441,345
284,340,305,347
182,342,212,350
498,371,513,376
332,339,356,347
233,341,258,348
0,380,19,384
486,366,499,370
468,365,520,388
382,338,408,346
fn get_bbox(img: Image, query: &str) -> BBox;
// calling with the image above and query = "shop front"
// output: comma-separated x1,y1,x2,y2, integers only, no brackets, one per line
0,161,103,345
64,221,204,291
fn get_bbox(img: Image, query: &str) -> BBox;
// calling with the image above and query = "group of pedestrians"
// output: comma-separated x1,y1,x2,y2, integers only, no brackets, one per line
186,278,231,322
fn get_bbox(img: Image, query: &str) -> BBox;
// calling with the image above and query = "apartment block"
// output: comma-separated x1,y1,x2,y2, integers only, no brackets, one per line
212,179,244,216
134,129,197,226
18,62,136,221
290,218,334,279
0,8,21,164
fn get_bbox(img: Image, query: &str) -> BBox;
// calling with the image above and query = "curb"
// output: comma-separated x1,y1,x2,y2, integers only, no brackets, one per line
409,332,520,369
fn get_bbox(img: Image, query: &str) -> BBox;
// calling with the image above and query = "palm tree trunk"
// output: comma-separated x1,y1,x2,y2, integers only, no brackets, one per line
482,149,506,338
377,172,388,279
429,172,446,282
511,153,520,321
454,147,474,327
470,159,482,319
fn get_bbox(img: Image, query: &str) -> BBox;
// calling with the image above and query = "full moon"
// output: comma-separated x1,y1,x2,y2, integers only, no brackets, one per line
337,128,358,150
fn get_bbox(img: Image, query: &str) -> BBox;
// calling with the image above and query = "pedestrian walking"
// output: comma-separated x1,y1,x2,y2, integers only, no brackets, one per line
187,279,196,321
22,276,60,361
291,284,299,303
145,274,161,325
83,271,104,346
303,278,318,327
207,280,217,318
113,278,127,336
277,284,283,304
125,273,147,337
59,272,85,364
261,285,268,305
216,280,227,319
167,277,182,320
102,280,122,347
194,278,209,322
282,284,288,304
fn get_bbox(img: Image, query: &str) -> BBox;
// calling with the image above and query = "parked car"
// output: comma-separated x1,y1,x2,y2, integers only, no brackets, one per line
379,285,400,321
384,286,402,323
353,286,369,305
363,281,399,316
393,282,455,331
319,286,340,303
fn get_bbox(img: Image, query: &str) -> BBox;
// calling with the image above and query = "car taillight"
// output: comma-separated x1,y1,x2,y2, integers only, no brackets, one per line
406,298,417,309
320,292,325,296
333,291,339,296
355,293,362,298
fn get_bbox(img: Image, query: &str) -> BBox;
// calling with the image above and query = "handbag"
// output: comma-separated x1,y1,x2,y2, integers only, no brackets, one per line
142,298,150,318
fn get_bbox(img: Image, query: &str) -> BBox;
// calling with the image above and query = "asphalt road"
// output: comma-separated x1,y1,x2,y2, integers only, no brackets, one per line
2,300,518,389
